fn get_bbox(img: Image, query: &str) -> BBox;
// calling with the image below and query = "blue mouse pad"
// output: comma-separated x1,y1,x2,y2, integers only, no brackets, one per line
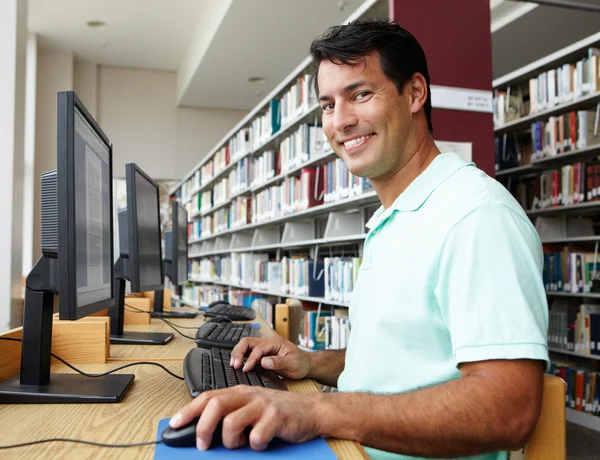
154,418,337,459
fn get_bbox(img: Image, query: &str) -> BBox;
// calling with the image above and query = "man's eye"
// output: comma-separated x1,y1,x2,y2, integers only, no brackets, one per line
355,91,370,100
322,103,334,111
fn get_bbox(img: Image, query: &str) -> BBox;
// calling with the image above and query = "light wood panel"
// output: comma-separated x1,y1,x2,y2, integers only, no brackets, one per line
0,320,109,382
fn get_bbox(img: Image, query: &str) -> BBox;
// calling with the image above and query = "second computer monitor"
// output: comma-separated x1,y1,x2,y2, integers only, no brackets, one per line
125,163,163,292
164,201,189,286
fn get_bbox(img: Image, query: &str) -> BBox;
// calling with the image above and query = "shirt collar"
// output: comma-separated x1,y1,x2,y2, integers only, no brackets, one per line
366,152,473,229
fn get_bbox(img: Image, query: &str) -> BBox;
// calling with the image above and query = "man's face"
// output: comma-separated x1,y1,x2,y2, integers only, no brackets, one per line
318,52,413,180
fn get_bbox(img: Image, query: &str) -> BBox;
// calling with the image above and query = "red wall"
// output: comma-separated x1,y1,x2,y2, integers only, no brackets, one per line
389,0,495,176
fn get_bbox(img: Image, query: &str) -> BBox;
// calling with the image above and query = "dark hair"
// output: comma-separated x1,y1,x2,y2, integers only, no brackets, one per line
309,18,433,133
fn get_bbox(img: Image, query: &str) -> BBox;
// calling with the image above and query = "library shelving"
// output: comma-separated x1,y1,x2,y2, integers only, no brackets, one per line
494,31,600,430
169,0,387,336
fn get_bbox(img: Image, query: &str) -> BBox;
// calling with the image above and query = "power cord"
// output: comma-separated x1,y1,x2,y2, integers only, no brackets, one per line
0,337,184,381
124,304,197,340
0,438,161,449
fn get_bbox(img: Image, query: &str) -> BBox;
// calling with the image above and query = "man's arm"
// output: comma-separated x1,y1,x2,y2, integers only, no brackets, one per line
306,349,346,387
316,359,544,457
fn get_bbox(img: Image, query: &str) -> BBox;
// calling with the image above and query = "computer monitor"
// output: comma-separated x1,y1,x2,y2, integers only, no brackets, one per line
162,202,190,303
108,163,175,345
0,91,134,404
155,201,196,316
164,201,189,285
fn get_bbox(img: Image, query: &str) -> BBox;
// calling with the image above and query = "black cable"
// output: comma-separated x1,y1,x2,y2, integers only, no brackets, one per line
0,438,161,449
124,304,197,340
0,337,184,381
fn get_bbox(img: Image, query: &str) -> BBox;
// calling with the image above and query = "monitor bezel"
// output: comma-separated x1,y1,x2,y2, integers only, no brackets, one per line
57,91,115,320
172,201,189,286
126,163,165,293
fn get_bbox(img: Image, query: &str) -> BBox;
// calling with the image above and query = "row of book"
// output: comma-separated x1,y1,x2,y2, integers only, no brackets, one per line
548,362,600,417
191,255,330,298
549,299,600,355
280,74,318,127
509,161,600,211
191,253,270,287
324,257,361,304
530,110,599,161
495,111,599,172
543,248,600,294
298,308,350,351
493,47,600,127
176,76,319,204
191,124,331,211
252,168,323,224
323,157,373,203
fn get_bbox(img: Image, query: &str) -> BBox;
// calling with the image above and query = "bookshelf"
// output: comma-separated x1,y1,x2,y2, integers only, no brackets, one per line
494,31,600,431
169,0,387,345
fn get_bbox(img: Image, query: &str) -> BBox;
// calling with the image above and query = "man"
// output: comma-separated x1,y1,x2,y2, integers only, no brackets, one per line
169,19,549,459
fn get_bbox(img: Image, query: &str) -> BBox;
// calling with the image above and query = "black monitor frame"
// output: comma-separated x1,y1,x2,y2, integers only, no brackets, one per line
164,201,189,285
155,200,196,318
109,163,174,345
126,163,164,293
59,91,115,320
0,91,134,404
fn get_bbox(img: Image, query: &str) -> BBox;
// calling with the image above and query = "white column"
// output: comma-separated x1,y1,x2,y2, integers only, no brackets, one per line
0,0,27,330
22,34,37,281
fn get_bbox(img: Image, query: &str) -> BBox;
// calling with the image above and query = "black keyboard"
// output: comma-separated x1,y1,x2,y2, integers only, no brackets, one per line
183,348,287,398
204,304,256,321
195,322,260,350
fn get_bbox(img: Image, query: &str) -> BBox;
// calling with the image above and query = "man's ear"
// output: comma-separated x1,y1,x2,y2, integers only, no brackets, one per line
408,72,428,115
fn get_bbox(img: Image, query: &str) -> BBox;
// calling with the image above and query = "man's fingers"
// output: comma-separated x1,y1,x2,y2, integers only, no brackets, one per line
169,391,211,428
195,390,251,450
248,411,280,451
230,337,264,368
221,403,263,449
243,341,281,372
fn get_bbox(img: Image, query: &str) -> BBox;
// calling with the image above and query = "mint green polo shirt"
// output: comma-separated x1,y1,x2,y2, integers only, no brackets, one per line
337,152,549,460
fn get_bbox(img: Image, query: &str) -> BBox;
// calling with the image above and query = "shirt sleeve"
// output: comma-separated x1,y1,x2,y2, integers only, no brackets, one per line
434,202,549,368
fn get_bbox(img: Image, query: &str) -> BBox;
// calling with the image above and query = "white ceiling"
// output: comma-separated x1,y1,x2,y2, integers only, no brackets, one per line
177,0,389,110
27,0,208,71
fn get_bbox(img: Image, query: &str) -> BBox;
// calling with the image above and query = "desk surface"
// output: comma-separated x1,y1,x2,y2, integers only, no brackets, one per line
1,311,367,459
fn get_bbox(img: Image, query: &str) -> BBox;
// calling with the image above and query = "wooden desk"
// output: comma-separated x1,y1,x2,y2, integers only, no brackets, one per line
0,361,188,460
1,312,367,459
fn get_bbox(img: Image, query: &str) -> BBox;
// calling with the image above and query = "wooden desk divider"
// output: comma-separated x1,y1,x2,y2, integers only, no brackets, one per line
275,301,303,344
123,296,152,325
0,317,110,383
141,289,171,309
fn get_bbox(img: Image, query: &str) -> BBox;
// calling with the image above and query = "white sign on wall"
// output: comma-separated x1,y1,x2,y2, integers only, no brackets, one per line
431,85,493,113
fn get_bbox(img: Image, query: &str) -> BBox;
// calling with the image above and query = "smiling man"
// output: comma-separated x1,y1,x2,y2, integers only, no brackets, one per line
169,19,549,460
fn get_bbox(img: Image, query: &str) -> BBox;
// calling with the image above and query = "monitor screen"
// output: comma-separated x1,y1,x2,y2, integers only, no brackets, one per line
176,205,188,285
133,169,163,291
74,107,112,308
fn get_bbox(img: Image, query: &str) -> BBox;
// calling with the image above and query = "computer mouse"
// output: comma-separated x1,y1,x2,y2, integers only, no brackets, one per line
208,315,232,324
161,417,223,448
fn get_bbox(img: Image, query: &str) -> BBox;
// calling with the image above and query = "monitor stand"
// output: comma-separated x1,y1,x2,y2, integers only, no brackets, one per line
0,257,134,403
109,259,174,346
153,289,197,319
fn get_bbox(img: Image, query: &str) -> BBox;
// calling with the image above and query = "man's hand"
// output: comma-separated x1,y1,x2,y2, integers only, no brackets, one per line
169,386,322,450
230,336,312,380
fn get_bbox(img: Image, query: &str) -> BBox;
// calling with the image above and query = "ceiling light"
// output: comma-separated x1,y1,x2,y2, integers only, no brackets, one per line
87,20,107,28
247,77,267,84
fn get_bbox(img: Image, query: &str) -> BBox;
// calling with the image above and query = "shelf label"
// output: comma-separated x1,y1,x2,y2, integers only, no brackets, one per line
431,85,493,113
